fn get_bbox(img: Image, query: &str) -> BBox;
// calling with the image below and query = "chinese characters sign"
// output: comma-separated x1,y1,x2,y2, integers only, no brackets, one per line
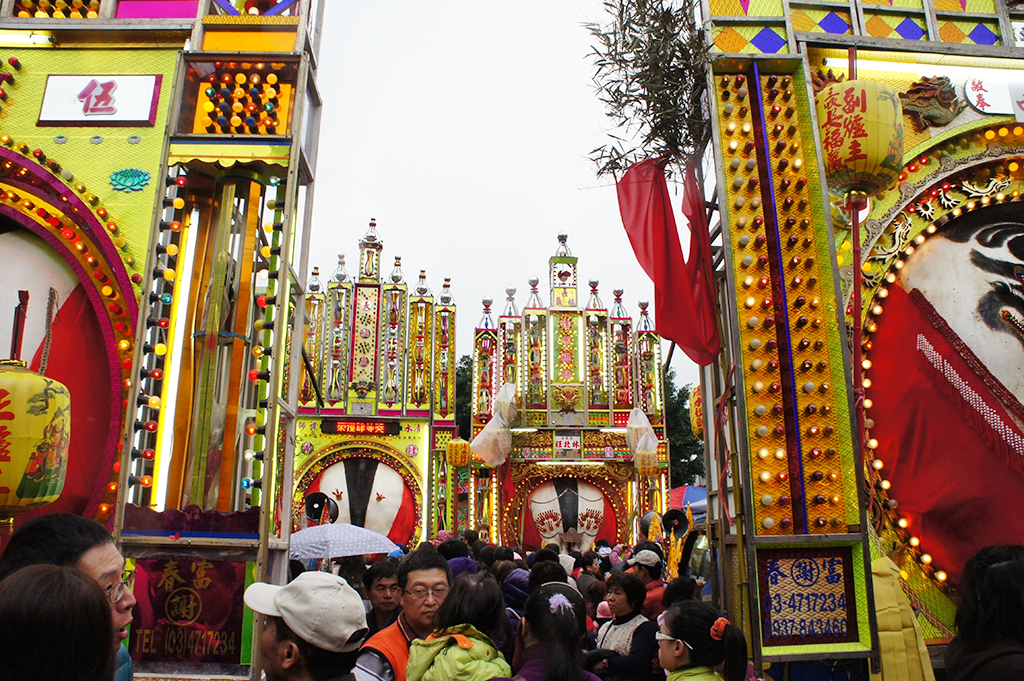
321,419,400,435
129,558,247,664
757,547,858,647
814,80,903,198
964,77,1014,115
38,75,161,126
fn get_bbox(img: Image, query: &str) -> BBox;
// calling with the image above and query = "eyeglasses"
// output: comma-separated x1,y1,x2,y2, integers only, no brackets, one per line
106,570,135,604
404,585,449,601
655,631,691,649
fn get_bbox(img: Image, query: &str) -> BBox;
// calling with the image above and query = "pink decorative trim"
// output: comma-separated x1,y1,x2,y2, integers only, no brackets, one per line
0,148,140,519
917,334,1024,465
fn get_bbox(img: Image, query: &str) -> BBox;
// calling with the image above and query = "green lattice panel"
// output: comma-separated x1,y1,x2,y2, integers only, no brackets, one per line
938,18,1002,44
863,0,924,7
711,0,785,15
864,13,928,40
936,0,997,11
0,48,179,297
712,24,790,53
791,8,853,34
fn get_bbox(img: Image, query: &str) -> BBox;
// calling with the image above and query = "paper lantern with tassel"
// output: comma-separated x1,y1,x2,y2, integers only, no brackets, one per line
0,360,71,537
815,80,904,199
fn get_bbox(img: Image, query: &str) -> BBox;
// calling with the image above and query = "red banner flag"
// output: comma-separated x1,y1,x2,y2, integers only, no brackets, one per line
616,157,720,366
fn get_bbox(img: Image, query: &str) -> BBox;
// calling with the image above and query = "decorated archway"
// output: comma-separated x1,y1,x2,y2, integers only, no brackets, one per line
502,462,633,552
851,122,1024,636
0,143,140,525
292,440,424,546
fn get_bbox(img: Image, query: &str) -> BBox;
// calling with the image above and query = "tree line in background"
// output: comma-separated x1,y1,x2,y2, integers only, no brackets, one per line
454,355,704,488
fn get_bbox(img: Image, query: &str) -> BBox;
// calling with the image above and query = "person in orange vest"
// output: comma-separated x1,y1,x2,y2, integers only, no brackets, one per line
353,549,452,681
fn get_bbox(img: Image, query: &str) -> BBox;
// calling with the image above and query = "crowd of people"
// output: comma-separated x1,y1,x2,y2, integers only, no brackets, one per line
0,515,1021,681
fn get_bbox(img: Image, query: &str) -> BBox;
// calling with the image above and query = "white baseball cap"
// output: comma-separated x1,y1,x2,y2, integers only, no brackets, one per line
627,549,661,568
244,572,368,653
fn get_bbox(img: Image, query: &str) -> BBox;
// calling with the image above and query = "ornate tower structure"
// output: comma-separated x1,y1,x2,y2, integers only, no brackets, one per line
291,221,456,548
470,233,666,551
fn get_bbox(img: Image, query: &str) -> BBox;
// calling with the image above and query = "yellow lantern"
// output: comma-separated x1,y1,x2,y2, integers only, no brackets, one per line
816,80,904,198
689,385,704,440
634,447,659,478
447,437,471,468
0,360,71,535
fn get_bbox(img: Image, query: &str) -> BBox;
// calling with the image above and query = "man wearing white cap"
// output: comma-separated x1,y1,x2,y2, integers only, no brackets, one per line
245,572,370,681
627,549,666,620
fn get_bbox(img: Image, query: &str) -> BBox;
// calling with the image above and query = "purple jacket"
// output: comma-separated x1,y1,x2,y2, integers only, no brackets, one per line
501,567,530,614
493,643,602,681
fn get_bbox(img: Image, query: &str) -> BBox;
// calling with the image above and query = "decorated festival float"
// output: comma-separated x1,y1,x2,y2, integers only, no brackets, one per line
1,0,326,678
674,0,1024,673
291,222,457,548
467,233,669,552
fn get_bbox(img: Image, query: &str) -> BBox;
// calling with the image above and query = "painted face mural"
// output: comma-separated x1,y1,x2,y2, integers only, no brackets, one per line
897,206,1024,401
869,201,1024,583
526,479,613,553
302,455,417,544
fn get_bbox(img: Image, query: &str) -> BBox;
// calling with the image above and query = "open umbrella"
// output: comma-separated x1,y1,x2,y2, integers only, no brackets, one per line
290,523,398,560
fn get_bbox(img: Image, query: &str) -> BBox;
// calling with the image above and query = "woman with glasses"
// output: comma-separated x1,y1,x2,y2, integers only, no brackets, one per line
406,571,512,681
657,601,748,681
0,564,117,681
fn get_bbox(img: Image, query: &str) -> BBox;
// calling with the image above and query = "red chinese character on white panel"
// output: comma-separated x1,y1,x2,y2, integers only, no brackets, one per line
77,79,118,116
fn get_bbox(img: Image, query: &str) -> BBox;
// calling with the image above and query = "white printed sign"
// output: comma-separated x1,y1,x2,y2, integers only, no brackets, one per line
1013,21,1024,48
964,76,1013,115
38,74,161,126
554,431,581,451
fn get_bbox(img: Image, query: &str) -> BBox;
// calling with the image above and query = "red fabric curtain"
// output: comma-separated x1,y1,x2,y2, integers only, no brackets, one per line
616,158,720,365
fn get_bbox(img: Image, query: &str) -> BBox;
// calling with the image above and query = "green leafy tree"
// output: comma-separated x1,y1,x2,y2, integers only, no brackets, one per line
664,368,704,487
454,354,473,440
587,0,711,179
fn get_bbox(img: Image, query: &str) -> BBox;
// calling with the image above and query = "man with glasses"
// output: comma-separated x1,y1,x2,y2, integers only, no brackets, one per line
0,513,137,681
353,549,452,681
363,560,401,637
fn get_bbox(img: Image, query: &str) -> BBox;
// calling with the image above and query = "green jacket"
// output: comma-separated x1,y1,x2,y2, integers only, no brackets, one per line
667,667,721,681
406,624,511,681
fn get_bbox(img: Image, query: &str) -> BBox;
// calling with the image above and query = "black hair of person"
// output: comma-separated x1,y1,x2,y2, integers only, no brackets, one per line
364,559,398,589
952,544,1024,648
582,551,600,570
662,576,699,608
0,513,113,581
606,571,646,612
528,560,568,593
638,557,663,580
434,571,512,649
494,546,515,563
437,538,470,560
662,601,747,681
479,545,498,567
463,529,480,545
0,564,115,681
398,548,453,589
532,547,559,564
523,583,589,680
471,540,486,560
271,615,361,680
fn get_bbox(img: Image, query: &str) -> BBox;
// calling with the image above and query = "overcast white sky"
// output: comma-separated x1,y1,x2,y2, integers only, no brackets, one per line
308,1,701,390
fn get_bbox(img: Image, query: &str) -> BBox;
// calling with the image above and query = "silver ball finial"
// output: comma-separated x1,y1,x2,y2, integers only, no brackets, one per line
528,276,540,288
506,285,517,298
638,299,649,310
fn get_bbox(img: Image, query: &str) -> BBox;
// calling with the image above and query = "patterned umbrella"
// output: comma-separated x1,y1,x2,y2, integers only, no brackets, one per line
289,523,398,559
